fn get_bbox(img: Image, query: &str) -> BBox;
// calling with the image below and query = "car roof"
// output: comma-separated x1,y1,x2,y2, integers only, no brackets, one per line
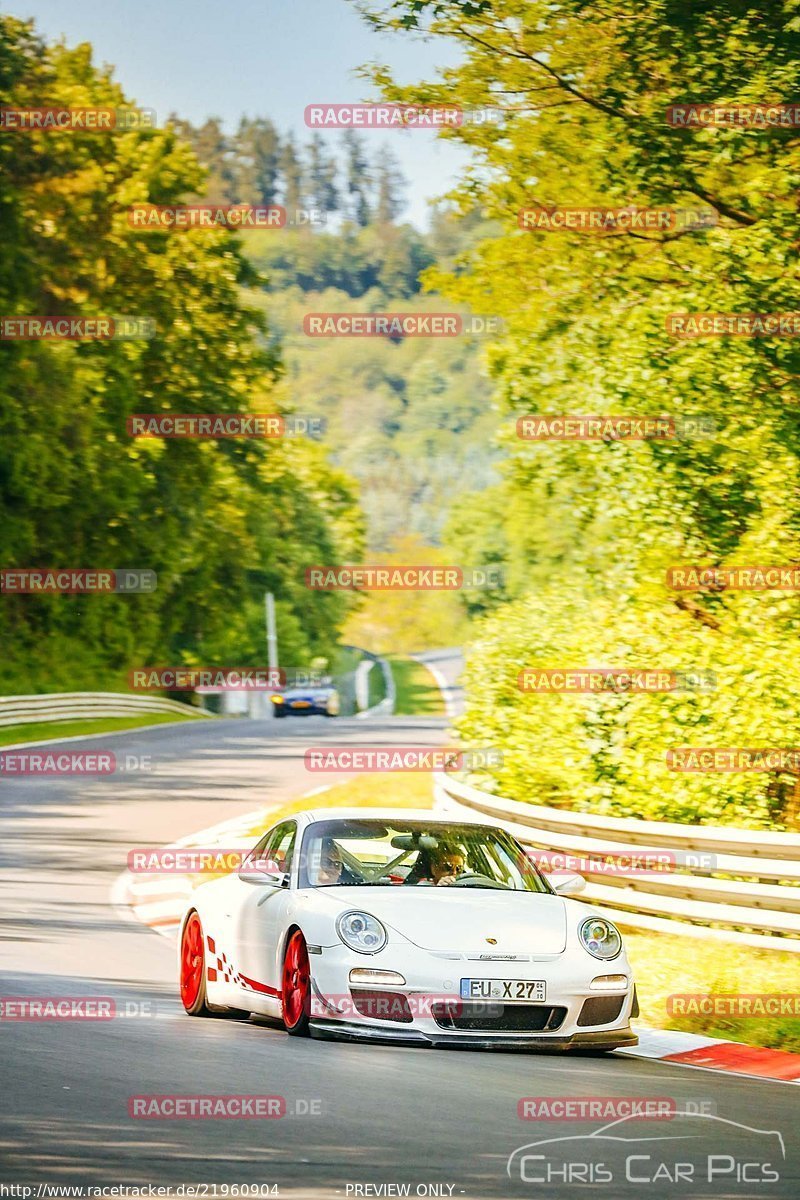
302,806,494,827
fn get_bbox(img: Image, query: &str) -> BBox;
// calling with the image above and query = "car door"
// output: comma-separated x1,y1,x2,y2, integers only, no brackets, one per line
229,820,297,1007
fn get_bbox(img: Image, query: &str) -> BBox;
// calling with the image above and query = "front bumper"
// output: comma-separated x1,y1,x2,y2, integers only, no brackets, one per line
278,704,327,715
306,940,637,1051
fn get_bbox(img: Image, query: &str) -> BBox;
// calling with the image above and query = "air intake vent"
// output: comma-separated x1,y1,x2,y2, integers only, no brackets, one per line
577,995,625,1027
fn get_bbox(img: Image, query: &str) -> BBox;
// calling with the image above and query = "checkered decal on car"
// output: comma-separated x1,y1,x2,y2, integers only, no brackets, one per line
205,934,249,987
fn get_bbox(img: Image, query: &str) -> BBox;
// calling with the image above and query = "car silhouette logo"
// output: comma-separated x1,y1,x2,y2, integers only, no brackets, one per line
507,1112,786,1182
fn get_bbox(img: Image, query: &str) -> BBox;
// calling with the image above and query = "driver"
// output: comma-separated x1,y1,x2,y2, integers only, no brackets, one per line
312,837,362,886
405,842,466,887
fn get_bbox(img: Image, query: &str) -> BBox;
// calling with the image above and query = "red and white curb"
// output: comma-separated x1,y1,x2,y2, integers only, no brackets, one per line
114,793,800,1086
618,1026,800,1083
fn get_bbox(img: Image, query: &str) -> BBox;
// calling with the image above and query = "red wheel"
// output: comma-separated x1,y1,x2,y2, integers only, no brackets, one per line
180,912,210,1016
282,930,311,1036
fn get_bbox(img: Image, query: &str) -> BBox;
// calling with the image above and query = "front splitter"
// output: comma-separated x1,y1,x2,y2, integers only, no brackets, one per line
309,1018,638,1052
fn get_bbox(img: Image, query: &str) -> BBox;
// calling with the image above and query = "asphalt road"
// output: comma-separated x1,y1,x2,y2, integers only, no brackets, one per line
1,650,798,1197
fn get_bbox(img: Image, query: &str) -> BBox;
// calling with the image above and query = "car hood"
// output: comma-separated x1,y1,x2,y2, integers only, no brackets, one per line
316,887,568,955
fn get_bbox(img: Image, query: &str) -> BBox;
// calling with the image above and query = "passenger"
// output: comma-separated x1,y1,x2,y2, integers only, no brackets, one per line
405,843,466,887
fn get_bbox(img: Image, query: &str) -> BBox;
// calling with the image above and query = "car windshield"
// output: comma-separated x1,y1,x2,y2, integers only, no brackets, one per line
299,819,551,892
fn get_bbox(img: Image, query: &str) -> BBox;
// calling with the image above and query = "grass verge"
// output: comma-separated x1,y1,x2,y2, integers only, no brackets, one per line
624,930,800,1052
0,710,209,747
388,655,446,716
366,660,388,709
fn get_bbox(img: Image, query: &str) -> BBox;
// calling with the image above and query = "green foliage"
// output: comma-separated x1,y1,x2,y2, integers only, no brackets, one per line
245,222,434,299
245,221,501,549
366,658,389,708
0,17,362,692
459,580,800,827
342,534,471,651
169,116,408,230
178,112,501,555
359,0,800,826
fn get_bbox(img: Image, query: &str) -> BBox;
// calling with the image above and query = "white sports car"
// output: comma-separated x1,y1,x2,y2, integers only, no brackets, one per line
178,808,639,1050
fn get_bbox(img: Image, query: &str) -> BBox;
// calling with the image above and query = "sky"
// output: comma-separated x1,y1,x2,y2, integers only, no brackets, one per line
5,0,470,227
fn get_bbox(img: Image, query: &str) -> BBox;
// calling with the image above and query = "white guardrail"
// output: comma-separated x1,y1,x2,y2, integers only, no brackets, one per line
0,691,211,728
433,772,800,953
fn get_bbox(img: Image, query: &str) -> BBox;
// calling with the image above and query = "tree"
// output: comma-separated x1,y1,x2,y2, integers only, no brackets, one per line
356,0,800,827
306,132,339,215
342,129,372,226
373,145,405,224
0,16,363,692
279,133,305,217
235,116,281,205
170,115,236,201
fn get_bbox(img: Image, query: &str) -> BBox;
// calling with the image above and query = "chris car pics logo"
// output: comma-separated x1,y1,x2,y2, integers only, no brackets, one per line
506,1112,784,1187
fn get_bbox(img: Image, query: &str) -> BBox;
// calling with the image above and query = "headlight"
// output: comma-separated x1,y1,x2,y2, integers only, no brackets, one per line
336,911,387,954
580,917,622,960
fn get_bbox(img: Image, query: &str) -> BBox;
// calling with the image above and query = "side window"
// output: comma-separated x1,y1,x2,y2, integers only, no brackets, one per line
247,831,272,864
244,821,296,873
269,822,297,873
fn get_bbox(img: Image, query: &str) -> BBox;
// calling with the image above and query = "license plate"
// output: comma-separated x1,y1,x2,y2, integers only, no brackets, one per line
460,978,546,1002
291,700,311,708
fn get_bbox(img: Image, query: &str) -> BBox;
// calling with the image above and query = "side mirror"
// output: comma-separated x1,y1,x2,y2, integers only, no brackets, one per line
552,871,586,896
238,868,289,888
